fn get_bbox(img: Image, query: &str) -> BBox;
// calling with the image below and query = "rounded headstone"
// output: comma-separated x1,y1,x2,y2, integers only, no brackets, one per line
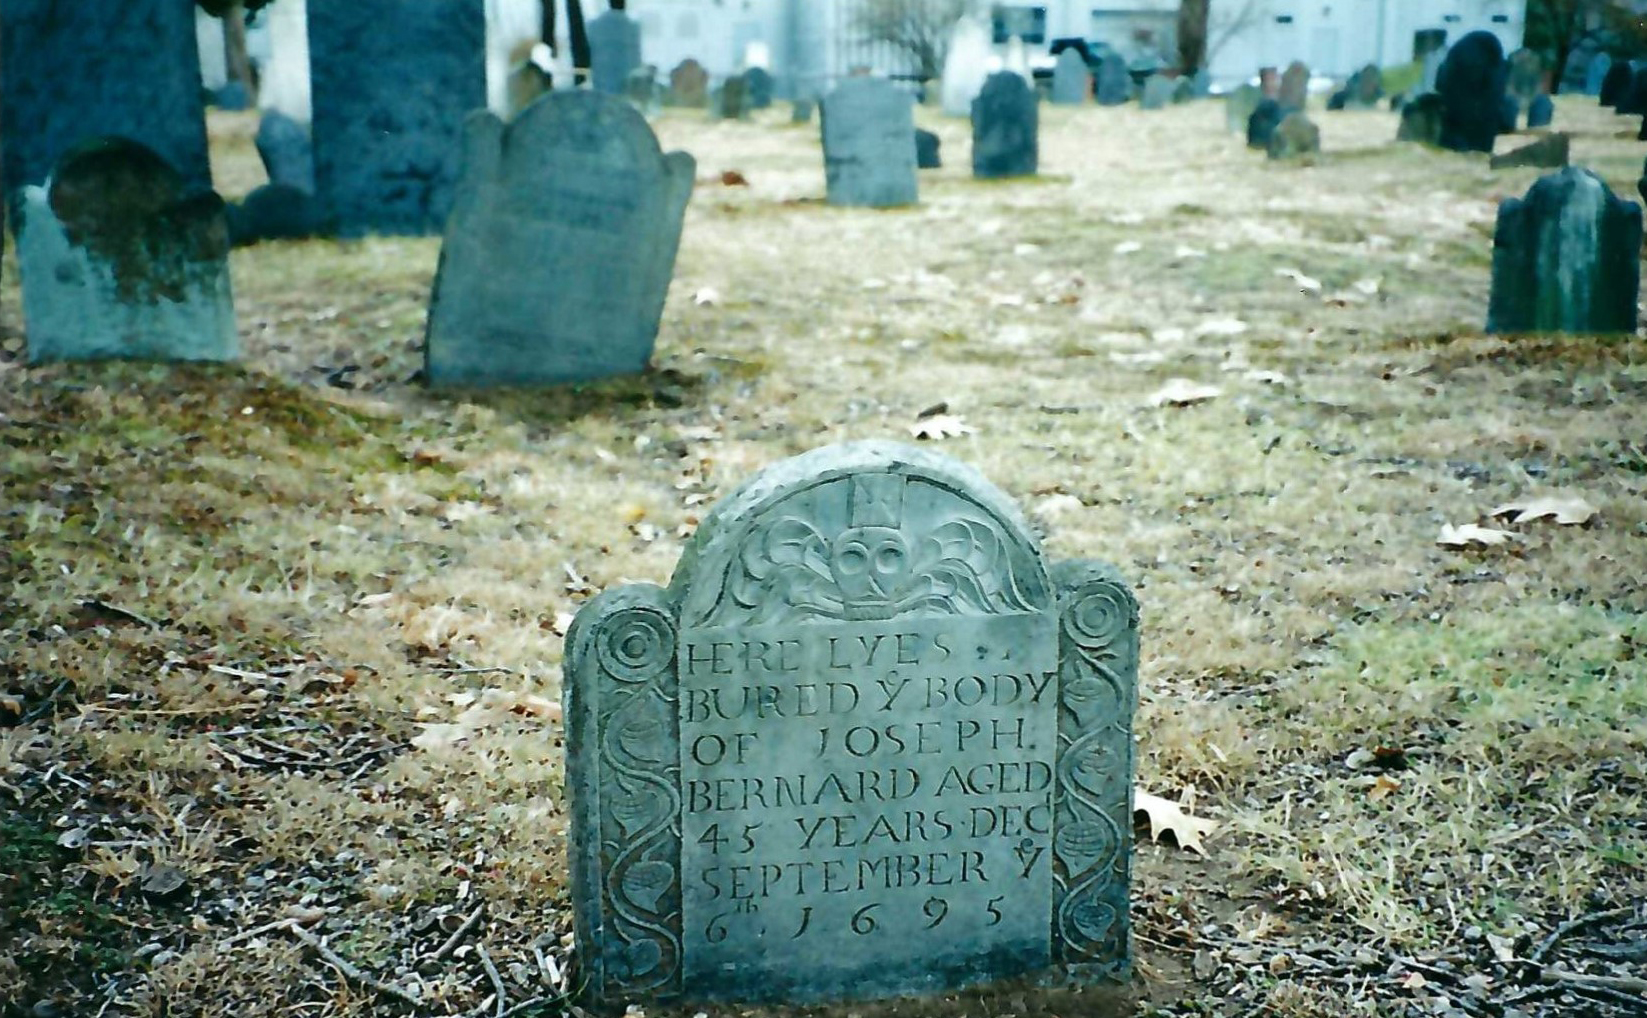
1436,31,1508,153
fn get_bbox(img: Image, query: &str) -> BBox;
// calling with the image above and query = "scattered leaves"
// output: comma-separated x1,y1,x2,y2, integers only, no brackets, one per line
1490,495,1598,526
908,414,975,441
1437,523,1516,548
411,689,563,752
1135,790,1218,856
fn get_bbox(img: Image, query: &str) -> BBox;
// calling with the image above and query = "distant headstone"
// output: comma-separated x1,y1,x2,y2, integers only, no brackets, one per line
1619,65,1647,116
626,66,660,109
793,99,817,124
744,68,775,110
215,82,253,112
972,72,1037,179
1279,61,1309,110
309,0,485,237
1171,77,1194,104
588,9,642,96
715,76,750,120
1095,52,1130,106
916,128,942,169
17,139,235,364
0,0,211,196
1246,99,1284,149
1526,94,1554,129
941,17,993,116
1487,167,1640,335
1420,49,1443,94
1500,95,1521,132
1601,59,1632,108
1258,66,1280,99
1396,93,1444,146
424,92,695,387
1506,48,1544,105
1350,64,1383,108
1488,132,1568,170
670,59,710,108
1139,74,1174,110
255,111,315,193
1225,84,1262,133
227,184,327,246
1051,49,1091,104
821,78,918,207
1585,52,1612,97
1436,31,1507,153
1267,111,1320,160
566,440,1139,1008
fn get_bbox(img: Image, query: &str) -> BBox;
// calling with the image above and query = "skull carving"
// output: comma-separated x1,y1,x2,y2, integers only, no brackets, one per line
830,526,911,617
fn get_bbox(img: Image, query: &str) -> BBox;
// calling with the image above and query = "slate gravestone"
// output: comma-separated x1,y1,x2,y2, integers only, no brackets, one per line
715,77,750,120
820,78,918,208
1526,94,1554,129
671,60,710,108
972,73,1037,179
1139,74,1174,110
941,17,993,117
1051,49,1091,104
1601,59,1632,108
1259,66,1280,98
1488,133,1568,170
256,111,315,193
626,67,661,110
566,441,1139,1008
1436,31,1507,153
17,139,236,364
1506,49,1544,105
588,9,642,96
1096,52,1130,106
0,0,211,197
793,99,817,125
309,0,485,237
1349,64,1383,108
1171,78,1194,104
1267,112,1319,160
215,82,253,112
424,92,694,388
745,68,776,110
1586,53,1612,97
1279,61,1309,110
1500,95,1522,132
227,184,327,246
1247,99,1284,149
916,128,942,169
1620,65,1647,116
1487,168,1640,335
1397,93,1444,146
1226,84,1262,133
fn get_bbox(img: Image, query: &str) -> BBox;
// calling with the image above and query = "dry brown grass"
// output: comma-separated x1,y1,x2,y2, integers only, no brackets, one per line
2,94,1644,1018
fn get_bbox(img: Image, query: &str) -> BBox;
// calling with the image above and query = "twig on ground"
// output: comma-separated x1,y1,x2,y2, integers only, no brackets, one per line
431,904,487,963
220,915,318,949
79,599,160,629
1540,968,1647,995
286,920,422,1006
477,943,507,1017
1531,907,1636,962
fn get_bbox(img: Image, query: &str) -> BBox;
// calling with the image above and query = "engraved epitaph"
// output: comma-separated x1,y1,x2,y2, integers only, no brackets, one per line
567,443,1138,1009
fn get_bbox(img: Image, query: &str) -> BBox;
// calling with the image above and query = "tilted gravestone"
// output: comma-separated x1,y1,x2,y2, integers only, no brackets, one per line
1488,133,1568,170
588,9,642,96
821,78,918,207
1246,98,1284,149
255,111,315,193
1139,74,1174,110
1436,31,1508,153
309,0,485,237
1600,59,1632,108
17,139,236,364
1488,168,1640,335
1225,84,1261,133
1526,94,1554,130
745,68,776,110
1278,61,1309,110
972,72,1038,179
1095,52,1130,106
424,92,694,387
1396,93,1444,146
1051,49,1091,104
1267,112,1319,160
915,128,942,169
0,0,210,197
566,441,1139,1009
670,59,710,108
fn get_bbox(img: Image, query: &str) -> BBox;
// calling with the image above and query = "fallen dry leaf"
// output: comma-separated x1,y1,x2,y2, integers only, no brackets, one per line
1369,775,1402,801
1148,378,1222,407
1490,495,1598,526
909,414,975,441
412,689,563,752
1275,267,1323,295
1437,523,1516,548
691,287,720,306
1134,790,1218,856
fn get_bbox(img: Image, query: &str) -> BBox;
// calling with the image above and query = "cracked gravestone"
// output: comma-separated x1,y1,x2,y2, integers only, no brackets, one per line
821,78,917,207
17,139,236,364
972,72,1038,179
566,440,1139,1009
424,91,694,387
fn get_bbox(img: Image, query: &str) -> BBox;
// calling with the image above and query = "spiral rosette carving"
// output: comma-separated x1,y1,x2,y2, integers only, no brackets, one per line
1063,581,1134,651
597,607,675,683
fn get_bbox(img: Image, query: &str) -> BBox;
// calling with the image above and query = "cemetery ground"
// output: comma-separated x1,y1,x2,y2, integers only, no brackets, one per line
2,97,1646,1018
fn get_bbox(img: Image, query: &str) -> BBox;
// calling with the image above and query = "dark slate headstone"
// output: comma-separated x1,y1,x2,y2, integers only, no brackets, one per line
226,183,327,246
670,59,710,108
1267,111,1319,160
424,92,694,388
1051,48,1091,104
820,78,917,207
566,440,1139,1009
1139,74,1174,110
792,99,817,125
1619,64,1647,116
1326,88,1349,112
1600,59,1632,108
1526,94,1554,130
1488,133,1568,170
715,76,750,120
1344,63,1383,108
1500,94,1521,132
1226,84,1262,133
1585,53,1612,97
309,0,485,237
971,72,1037,179
0,0,210,197
1095,52,1129,106
1487,167,1640,335
588,9,642,97
1436,31,1508,153
915,128,941,169
1506,48,1544,105
1279,61,1309,110
17,139,235,363
1246,99,1284,149
255,111,315,193
1396,93,1444,146
744,68,775,110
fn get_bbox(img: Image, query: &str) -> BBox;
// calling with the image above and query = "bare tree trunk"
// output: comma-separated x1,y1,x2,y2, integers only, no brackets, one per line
222,1,257,101
1178,0,1209,75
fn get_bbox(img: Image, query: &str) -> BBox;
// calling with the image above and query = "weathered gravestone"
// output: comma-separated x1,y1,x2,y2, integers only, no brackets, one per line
972,73,1038,179
227,184,327,246
915,128,942,169
1526,94,1554,129
715,76,750,120
1139,74,1174,110
0,0,211,197
1279,61,1309,110
255,111,315,193
17,139,236,364
671,59,710,108
1332,64,1382,110
588,9,642,96
821,79,918,207
1436,31,1508,153
1225,84,1261,133
745,68,776,110
1501,94,1522,133
941,17,993,117
1601,59,1633,108
1267,112,1319,160
566,441,1139,1008
626,66,660,110
1051,49,1091,105
1258,66,1280,99
793,99,817,125
1619,65,1647,116
1246,99,1284,149
1506,49,1544,106
1396,93,1444,146
309,0,486,237
424,92,694,387
1487,167,1640,335
1585,53,1613,98
1488,132,1568,170
1095,52,1130,106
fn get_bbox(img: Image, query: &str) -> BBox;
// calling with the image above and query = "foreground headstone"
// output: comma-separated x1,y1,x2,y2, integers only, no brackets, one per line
1267,112,1319,160
424,92,694,387
1279,61,1309,110
309,0,486,236
1096,52,1130,106
1051,49,1091,104
1247,99,1283,149
972,73,1037,179
255,111,315,193
18,140,235,364
1488,133,1568,170
670,59,710,107
567,440,1139,1008
821,79,918,207
1,0,211,196
915,128,942,169
1396,93,1444,146
588,9,641,96
941,17,993,116
1437,31,1508,153
1225,84,1261,133
1487,168,1640,335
